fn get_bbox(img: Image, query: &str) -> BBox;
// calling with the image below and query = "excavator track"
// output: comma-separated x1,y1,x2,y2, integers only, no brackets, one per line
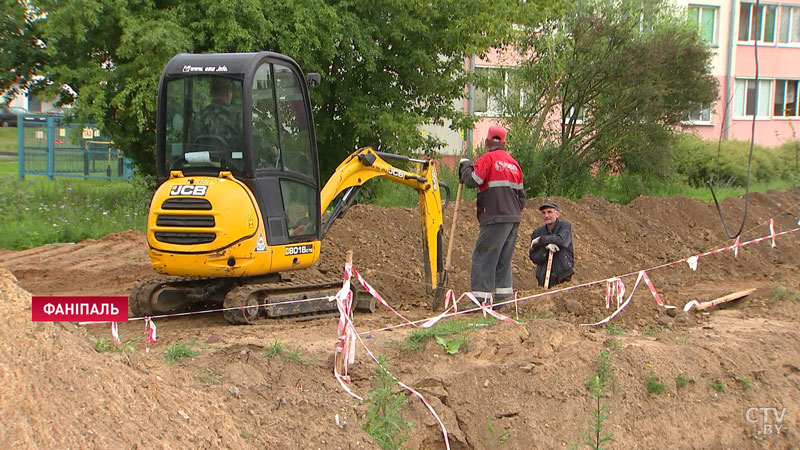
129,276,375,324
223,279,375,324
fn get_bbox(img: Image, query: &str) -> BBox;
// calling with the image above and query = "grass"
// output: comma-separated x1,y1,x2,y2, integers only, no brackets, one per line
404,317,496,352
361,356,412,450
194,367,222,384
163,339,199,364
603,324,625,336
675,374,693,388
708,380,726,392
488,420,514,448
89,335,138,354
736,375,756,390
263,340,306,364
646,373,666,395
769,286,800,304
0,173,151,250
0,127,17,152
642,325,658,336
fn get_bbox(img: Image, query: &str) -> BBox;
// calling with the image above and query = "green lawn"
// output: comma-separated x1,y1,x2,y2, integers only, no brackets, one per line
0,127,18,153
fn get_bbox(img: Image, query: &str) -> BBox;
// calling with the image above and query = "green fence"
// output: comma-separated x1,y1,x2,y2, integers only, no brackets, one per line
17,115,133,181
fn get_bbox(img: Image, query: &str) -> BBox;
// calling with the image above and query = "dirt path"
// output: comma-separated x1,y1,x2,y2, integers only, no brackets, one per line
2,188,800,449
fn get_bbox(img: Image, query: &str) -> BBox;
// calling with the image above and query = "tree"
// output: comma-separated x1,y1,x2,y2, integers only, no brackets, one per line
503,0,719,197
1,0,521,178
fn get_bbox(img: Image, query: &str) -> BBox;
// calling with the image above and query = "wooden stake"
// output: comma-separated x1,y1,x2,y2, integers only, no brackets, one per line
335,250,354,377
694,288,757,311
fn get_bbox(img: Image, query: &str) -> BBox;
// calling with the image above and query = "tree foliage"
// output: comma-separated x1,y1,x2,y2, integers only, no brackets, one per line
503,0,719,197
1,0,523,178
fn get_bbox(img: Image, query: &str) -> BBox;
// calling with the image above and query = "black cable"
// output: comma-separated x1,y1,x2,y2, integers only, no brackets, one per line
708,0,759,239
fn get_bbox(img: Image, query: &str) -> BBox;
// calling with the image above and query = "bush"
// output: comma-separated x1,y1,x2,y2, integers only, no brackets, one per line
672,134,797,187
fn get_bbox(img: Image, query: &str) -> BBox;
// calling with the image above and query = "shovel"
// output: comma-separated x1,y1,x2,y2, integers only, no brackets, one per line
544,249,554,289
432,181,463,310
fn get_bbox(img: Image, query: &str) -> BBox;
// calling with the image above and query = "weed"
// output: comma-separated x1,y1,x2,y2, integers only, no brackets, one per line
488,420,514,448
736,376,756,390
604,324,625,336
646,373,666,395
604,339,620,351
361,356,412,450
574,350,614,449
642,325,658,336
194,367,222,384
770,286,800,304
89,335,138,354
404,317,494,352
708,380,725,392
521,311,553,321
263,340,306,364
163,340,199,364
675,375,693,388
434,335,467,354
285,346,306,365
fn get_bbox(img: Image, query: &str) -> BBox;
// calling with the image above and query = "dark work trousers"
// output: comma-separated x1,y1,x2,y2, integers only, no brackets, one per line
470,221,519,303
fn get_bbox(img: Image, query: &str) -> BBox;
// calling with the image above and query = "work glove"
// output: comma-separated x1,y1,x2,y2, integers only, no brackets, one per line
529,236,541,250
546,243,560,253
458,158,471,174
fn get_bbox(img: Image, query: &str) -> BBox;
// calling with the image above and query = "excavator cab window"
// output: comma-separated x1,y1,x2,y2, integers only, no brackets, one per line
164,75,245,175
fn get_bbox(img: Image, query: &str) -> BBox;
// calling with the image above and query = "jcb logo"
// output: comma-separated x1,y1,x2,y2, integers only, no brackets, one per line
169,185,208,196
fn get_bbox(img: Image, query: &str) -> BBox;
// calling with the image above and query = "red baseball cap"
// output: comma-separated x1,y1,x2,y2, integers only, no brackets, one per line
486,125,507,144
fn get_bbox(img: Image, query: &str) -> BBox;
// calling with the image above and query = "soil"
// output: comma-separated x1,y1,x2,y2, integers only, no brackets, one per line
2,187,800,449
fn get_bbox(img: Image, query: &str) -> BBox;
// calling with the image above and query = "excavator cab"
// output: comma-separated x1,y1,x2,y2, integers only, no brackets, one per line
137,51,448,323
156,52,322,246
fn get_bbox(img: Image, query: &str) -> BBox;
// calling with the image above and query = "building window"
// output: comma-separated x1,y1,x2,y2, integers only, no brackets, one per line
778,6,800,44
739,3,777,42
687,106,712,123
473,67,526,117
688,5,718,44
774,80,799,117
733,79,772,117
473,67,505,116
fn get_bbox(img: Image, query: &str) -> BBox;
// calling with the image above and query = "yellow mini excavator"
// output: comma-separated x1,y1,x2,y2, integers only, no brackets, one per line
130,52,449,323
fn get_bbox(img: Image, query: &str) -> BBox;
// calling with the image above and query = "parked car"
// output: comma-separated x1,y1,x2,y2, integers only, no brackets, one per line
0,107,29,127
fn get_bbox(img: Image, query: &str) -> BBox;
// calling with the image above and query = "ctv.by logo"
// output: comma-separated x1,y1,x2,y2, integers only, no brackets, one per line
745,407,788,435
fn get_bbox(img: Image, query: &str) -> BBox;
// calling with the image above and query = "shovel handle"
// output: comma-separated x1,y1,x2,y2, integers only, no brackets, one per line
544,249,554,290
444,182,464,271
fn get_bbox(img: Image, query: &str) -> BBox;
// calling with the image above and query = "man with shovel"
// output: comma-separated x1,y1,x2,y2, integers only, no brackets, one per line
529,202,574,288
458,125,525,309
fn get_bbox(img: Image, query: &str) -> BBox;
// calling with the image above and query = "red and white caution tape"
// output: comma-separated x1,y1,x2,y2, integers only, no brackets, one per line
604,278,624,309
641,270,675,310
582,271,646,326
351,266,415,326
770,219,776,248
111,321,120,346
733,236,741,259
331,261,451,448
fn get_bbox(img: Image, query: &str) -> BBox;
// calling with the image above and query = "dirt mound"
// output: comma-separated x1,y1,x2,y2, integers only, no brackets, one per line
1,187,800,449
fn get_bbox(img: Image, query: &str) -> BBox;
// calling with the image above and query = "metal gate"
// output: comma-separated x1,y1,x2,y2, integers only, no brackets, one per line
17,114,133,181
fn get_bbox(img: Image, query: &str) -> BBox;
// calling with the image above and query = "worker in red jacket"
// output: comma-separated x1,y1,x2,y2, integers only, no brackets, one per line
459,125,526,309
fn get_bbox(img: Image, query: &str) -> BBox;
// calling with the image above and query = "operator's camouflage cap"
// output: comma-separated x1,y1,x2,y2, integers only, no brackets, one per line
539,201,560,211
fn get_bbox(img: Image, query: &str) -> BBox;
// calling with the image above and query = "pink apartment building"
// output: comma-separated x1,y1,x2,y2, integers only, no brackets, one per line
424,1,800,161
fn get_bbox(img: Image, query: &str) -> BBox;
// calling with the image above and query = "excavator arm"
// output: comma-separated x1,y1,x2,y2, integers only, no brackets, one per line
320,147,449,294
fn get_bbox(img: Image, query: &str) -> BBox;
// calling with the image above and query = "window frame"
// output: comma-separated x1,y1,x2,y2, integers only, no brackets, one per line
773,79,799,118
688,4,719,45
733,78,773,119
738,2,778,43
778,5,800,45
